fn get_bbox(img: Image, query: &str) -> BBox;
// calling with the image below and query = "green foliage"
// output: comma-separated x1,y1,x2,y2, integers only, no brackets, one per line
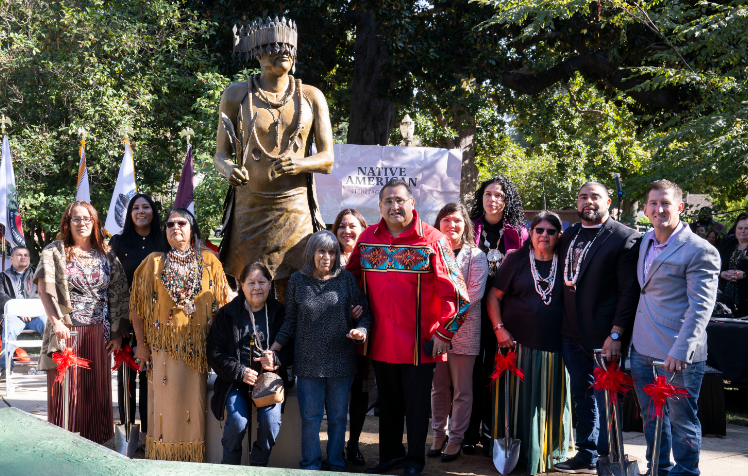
0,0,217,256
475,0,748,207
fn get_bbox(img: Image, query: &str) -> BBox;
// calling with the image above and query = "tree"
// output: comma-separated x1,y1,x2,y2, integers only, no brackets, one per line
476,0,748,204
0,0,216,260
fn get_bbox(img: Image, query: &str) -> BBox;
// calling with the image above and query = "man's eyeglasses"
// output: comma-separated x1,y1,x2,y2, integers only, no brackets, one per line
382,198,409,207
166,220,189,229
71,217,93,225
533,227,558,236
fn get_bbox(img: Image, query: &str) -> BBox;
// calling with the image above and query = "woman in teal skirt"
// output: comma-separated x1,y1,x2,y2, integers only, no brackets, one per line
486,211,572,474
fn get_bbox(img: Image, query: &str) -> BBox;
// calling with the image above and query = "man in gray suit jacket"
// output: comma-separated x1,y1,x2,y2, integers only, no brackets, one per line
631,179,720,476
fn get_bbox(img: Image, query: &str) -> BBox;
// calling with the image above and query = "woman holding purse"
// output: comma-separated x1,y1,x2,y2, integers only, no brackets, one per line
207,261,293,466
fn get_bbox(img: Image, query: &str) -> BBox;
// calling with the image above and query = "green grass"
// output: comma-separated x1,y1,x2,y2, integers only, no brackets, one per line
725,387,748,427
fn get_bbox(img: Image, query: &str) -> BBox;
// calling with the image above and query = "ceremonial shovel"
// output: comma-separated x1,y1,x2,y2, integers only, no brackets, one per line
650,361,677,476
492,346,521,474
593,350,639,476
114,357,140,457
62,331,78,433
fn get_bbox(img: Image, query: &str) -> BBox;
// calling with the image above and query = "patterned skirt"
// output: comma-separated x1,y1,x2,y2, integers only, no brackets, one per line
46,323,114,445
492,343,572,475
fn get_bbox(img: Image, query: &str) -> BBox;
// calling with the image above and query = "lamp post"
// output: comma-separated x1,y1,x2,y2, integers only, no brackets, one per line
399,114,415,147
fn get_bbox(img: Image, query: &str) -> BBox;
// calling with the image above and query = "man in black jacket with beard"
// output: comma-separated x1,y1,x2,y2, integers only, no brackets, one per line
553,183,641,474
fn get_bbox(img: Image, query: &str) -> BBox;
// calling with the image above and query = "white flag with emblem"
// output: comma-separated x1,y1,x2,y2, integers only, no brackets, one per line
104,140,137,236
0,135,25,248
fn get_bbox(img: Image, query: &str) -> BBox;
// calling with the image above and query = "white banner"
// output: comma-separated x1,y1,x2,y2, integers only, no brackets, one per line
104,141,137,236
316,145,463,227
0,136,25,248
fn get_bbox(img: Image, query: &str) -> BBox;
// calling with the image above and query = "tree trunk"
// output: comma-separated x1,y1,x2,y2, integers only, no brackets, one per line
454,117,478,204
432,108,479,203
347,10,396,145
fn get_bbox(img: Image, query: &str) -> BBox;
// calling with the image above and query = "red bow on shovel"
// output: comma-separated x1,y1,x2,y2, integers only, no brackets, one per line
52,347,91,385
592,360,634,405
112,345,139,372
488,350,525,385
644,375,690,419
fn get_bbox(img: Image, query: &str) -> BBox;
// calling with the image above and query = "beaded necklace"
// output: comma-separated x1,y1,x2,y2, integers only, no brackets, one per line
563,226,604,290
529,251,557,305
247,75,311,161
160,248,203,315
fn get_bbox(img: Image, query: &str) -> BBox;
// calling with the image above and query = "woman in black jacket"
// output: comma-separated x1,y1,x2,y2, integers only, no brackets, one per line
206,261,293,466
108,193,162,445
719,213,748,317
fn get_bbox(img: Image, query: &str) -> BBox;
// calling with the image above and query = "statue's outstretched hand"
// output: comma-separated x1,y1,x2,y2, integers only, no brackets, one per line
228,166,249,186
272,156,300,175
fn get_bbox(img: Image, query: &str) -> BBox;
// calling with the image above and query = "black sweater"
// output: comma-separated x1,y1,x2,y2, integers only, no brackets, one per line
206,294,293,420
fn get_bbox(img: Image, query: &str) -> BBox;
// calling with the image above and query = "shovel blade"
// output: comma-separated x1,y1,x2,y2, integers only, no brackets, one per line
493,438,520,474
114,423,140,458
623,457,640,476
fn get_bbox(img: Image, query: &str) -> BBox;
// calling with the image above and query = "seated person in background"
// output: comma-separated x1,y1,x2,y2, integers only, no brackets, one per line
207,261,293,466
0,246,45,376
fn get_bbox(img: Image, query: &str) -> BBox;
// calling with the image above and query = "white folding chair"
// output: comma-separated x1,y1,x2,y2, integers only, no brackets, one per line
3,298,46,396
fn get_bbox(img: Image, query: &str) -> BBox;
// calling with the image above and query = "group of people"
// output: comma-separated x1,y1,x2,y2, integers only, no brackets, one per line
0,174,735,476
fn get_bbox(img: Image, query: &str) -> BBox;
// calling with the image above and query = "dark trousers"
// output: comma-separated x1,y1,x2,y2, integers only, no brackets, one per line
116,337,148,434
465,299,498,445
560,336,627,466
372,360,435,471
348,378,369,446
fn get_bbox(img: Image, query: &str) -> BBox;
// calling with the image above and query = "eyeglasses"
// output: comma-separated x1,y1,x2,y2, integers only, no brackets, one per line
71,217,93,225
533,227,558,236
382,197,409,207
166,220,189,229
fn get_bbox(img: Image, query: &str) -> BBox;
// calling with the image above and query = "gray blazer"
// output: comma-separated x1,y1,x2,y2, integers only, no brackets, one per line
631,223,720,363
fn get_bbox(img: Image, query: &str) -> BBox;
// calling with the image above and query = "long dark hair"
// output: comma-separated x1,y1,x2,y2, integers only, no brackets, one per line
522,211,563,253
470,175,525,228
57,201,108,260
160,208,208,252
113,193,163,252
434,202,475,248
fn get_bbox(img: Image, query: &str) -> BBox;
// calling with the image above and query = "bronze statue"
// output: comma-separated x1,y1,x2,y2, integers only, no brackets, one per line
214,17,334,294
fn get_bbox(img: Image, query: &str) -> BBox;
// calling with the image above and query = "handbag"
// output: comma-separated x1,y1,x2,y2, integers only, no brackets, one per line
247,303,285,407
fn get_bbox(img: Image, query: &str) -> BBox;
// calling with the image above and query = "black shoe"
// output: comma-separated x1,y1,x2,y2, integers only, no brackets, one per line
347,444,366,466
365,457,405,474
427,438,447,457
553,457,597,474
403,468,422,476
461,444,476,455
482,441,493,458
440,448,461,462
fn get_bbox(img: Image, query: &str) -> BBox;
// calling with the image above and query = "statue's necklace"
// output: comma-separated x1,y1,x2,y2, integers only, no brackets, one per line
248,75,310,161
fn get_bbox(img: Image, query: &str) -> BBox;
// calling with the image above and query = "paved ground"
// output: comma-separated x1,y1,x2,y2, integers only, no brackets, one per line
2,363,748,475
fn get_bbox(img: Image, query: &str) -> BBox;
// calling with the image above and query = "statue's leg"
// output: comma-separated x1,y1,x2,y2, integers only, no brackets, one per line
273,278,289,304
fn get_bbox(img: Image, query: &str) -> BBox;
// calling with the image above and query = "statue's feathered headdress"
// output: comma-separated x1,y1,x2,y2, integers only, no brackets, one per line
232,16,298,63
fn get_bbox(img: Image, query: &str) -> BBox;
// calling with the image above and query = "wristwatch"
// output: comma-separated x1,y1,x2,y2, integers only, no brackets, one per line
610,331,621,341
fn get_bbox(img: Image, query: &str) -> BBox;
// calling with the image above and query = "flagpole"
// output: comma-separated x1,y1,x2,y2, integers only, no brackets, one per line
1,116,11,272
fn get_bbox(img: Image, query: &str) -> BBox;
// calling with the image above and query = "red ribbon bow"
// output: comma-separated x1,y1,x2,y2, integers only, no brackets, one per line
112,345,139,372
489,350,525,385
52,347,91,385
592,361,634,405
643,375,690,419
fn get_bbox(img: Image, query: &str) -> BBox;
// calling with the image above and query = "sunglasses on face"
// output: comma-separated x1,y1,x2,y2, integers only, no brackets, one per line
166,220,189,229
533,227,558,236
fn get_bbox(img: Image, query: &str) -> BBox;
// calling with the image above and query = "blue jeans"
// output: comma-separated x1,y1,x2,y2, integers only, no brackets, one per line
297,375,354,471
561,336,617,466
221,387,282,465
631,347,704,476
1,315,45,372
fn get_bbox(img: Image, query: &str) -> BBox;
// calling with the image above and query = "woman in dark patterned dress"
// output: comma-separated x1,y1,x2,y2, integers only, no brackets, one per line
36,201,130,444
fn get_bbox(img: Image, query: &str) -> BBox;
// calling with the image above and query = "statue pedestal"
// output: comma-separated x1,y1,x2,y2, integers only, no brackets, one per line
206,373,303,467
